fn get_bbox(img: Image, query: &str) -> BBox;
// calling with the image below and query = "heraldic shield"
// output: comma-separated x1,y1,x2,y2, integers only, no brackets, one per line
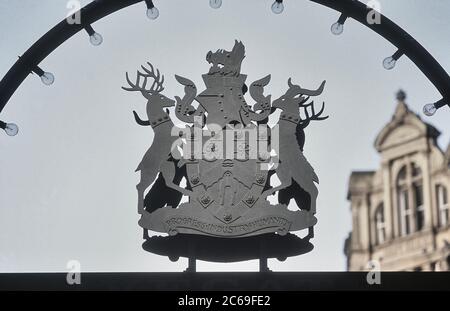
123,41,328,239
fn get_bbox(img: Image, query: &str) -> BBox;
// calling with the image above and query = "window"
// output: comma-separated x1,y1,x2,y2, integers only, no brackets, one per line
414,183,424,231
412,163,424,231
374,204,386,245
396,163,424,236
436,185,449,227
397,166,411,236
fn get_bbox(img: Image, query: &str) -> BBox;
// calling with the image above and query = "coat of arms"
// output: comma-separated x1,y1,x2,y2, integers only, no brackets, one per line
123,41,327,240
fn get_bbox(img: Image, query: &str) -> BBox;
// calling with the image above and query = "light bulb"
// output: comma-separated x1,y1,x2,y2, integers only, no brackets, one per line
4,123,19,136
271,1,284,14
89,32,103,46
209,0,222,9
383,56,396,70
423,103,437,116
331,22,344,35
40,72,55,86
146,6,159,20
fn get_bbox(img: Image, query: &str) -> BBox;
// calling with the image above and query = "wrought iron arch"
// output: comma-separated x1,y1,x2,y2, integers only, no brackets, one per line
0,0,449,133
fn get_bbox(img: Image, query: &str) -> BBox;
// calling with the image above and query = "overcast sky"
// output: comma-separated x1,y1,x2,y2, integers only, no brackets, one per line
0,0,449,272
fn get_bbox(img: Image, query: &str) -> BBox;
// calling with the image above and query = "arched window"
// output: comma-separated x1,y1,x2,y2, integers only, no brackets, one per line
374,204,386,245
436,185,449,227
396,163,424,237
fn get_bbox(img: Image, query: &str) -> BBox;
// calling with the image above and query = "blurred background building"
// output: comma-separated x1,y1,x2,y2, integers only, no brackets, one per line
345,90,450,271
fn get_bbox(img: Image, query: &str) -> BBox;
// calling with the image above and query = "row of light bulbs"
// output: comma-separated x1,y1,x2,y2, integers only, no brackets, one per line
0,22,105,136
1,0,445,136
108,0,450,117
6,1,284,90
1,1,159,136
329,13,446,117
24,24,103,89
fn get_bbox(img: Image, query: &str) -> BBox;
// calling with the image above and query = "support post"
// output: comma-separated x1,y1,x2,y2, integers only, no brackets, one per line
259,257,270,273
186,257,197,273
185,239,197,273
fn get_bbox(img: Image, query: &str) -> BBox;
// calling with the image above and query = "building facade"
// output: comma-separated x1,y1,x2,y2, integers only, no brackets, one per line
345,91,450,271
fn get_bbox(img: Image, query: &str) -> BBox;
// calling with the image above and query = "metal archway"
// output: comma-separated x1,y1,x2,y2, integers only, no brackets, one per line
0,0,449,133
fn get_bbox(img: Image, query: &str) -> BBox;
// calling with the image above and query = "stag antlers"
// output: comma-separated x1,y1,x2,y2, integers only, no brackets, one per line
298,101,328,129
122,62,165,98
287,78,326,98
292,79,328,126
274,78,328,129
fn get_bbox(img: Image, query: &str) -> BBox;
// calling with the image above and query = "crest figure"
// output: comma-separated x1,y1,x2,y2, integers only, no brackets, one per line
123,41,328,241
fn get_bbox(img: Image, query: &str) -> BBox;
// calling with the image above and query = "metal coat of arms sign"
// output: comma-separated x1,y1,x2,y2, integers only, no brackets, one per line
123,41,327,240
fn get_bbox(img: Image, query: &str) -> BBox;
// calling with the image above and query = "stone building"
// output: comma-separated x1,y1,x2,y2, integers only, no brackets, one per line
345,91,450,271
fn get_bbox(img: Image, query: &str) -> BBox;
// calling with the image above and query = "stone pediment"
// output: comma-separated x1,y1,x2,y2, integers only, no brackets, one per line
378,124,421,150
374,101,440,153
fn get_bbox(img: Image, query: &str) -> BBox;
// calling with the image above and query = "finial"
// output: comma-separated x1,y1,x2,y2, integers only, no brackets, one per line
396,89,407,102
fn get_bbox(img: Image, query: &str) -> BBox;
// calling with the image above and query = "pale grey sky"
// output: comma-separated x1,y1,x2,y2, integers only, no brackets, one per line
0,0,449,272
